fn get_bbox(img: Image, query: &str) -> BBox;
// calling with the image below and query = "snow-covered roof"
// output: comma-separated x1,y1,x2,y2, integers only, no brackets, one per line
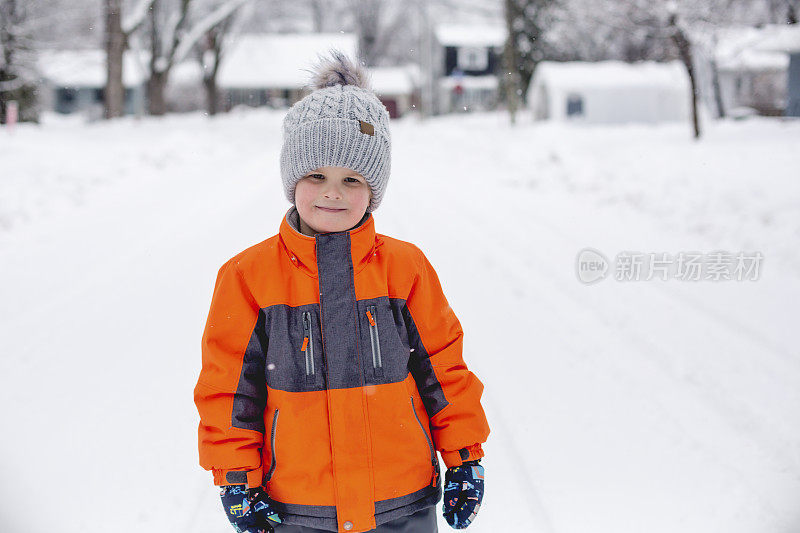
37,49,147,87
370,65,419,95
753,24,800,53
716,25,790,71
434,23,506,48
218,32,358,89
531,61,689,91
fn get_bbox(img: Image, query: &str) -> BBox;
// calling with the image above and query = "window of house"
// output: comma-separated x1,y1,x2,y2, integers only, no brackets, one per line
58,87,77,104
566,93,584,117
457,46,488,71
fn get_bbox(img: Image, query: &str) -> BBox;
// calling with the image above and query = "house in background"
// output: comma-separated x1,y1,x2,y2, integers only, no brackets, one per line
212,32,359,110
34,32,422,120
37,49,146,117
752,24,800,117
715,25,790,116
37,33,362,117
167,32,417,118
526,61,690,124
432,23,506,114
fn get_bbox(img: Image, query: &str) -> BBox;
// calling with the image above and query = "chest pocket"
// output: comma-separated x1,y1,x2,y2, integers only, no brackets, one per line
358,297,412,385
264,305,323,393
365,304,384,378
300,311,317,384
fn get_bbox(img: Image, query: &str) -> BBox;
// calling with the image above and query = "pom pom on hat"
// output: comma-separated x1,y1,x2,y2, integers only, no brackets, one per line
307,49,373,91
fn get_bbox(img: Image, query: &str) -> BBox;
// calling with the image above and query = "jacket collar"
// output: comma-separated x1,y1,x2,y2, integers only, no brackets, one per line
279,205,380,277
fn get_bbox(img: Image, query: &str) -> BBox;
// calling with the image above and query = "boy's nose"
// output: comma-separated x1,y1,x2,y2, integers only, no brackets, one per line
323,185,343,199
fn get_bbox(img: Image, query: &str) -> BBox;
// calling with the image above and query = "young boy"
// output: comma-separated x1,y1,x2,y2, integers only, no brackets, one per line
194,50,490,533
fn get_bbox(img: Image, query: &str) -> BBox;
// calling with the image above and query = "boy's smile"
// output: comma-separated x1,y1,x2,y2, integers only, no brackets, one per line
295,166,372,236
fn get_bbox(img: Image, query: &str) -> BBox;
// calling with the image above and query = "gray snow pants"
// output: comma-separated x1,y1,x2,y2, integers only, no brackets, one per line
272,506,438,533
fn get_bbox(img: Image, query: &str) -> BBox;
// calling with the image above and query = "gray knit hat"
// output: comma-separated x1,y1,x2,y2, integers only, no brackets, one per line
280,49,391,212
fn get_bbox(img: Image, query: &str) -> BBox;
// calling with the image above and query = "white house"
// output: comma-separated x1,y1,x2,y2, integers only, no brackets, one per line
753,24,800,116
215,32,359,109
37,49,147,117
715,25,790,116
527,60,690,124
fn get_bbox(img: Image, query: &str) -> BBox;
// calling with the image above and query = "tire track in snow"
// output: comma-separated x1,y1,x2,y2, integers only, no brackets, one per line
430,196,796,528
479,200,800,480
474,369,557,533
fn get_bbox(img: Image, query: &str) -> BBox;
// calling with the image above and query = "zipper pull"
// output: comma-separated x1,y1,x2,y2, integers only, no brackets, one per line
366,309,376,326
431,465,439,487
300,337,308,352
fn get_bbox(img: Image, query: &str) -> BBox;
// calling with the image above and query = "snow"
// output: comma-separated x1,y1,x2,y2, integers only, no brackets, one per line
434,23,506,48
1,109,799,533
217,33,359,89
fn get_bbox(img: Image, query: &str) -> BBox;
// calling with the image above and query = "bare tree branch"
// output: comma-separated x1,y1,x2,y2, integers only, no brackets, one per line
122,0,157,34
172,0,249,67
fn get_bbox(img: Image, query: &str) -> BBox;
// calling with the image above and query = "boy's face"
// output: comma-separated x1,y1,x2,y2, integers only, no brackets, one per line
295,166,372,236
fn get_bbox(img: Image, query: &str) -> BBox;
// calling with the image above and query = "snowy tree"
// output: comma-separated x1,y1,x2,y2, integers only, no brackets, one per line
345,0,416,67
551,1,673,62
306,0,351,33
747,0,800,24
193,0,250,115
104,0,154,119
235,0,312,33
502,0,558,124
0,0,45,123
559,0,744,139
105,0,125,118
3,0,104,122
636,0,741,138
140,0,248,115
511,0,558,102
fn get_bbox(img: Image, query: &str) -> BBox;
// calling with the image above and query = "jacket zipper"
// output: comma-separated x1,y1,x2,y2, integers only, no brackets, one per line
266,408,280,481
301,311,315,377
409,397,438,488
366,306,382,369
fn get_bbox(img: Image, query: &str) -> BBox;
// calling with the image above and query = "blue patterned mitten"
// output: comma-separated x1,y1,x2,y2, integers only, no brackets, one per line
442,459,484,529
220,484,283,533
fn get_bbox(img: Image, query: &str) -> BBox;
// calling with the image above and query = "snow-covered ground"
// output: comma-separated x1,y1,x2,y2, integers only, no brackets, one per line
1,109,799,533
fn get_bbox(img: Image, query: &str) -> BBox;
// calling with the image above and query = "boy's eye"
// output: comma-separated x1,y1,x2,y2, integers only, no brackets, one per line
305,174,362,184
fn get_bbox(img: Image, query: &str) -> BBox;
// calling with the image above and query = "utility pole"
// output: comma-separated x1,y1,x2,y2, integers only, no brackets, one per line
417,0,435,119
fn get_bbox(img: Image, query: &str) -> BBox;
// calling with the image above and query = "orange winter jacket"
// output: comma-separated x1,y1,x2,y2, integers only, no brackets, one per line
194,206,490,533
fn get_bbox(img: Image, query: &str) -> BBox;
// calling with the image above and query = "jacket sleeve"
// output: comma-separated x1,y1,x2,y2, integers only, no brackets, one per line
194,257,267,487
404,246,490,468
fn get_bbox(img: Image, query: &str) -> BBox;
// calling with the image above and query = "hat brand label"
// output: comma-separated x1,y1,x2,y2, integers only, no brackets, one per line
359,120,375,136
